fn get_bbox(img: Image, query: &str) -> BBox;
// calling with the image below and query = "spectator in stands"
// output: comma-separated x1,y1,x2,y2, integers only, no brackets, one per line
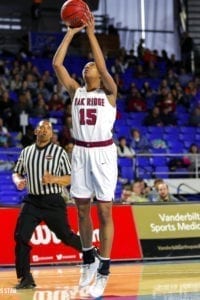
160,107,177,126
51,132,60,145
24,73,38,98
20,124,35,147
165,68,178,88
112,73,125,97
143,106,163,126
125,49,138,67
59,114,73,147
147,178,164,202
19,80,31,96
64,139,74,163
0,59,9,76
172,83,189,108
0,61,9,88
10,73,22,93
183,143,200,178
141,82,157,110
0,117,12,147
137,38,145,59
54,81,71,104
117,136,135,158
12,91,33,130
168,53,181,73
126,86,147,112
140,81,154,98
180,31,194,72
188,106,200,127
134,64,147,79
130,128,150,153
146,61,160,79
111,57,127,75
137,178,151,198
157,79,170,94
37,79,51,101
155,87,170,110
160,49,170,65
41,70,54,93
47,92,64,112
156,182,179,202
178,68,193,88
32,93,48,118
158,91,177,113
121,180,149,203
0,90,14,129
143,48,157,64
168,53,180,72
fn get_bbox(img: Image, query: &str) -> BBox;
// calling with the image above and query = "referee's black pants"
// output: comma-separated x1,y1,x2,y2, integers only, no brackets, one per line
14,195,82,278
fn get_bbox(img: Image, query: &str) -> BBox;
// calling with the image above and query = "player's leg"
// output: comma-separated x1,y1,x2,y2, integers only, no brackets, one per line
89,200,114,298
70,146,99,287
14,202,41,289
74,198,99,287
96,200,114,271
89,144,117,297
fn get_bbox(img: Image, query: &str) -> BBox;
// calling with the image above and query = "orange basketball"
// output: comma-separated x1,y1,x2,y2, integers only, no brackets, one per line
60,0,90,28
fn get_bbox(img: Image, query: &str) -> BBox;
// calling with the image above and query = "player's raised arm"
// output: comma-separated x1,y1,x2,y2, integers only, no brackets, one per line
52,26,84,99
85,13,117,104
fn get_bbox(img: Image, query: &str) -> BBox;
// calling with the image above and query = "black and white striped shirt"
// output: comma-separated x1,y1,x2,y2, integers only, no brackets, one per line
14,142,71,195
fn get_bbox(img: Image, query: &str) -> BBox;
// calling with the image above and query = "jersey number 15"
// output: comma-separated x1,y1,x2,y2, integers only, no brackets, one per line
79,108,97,125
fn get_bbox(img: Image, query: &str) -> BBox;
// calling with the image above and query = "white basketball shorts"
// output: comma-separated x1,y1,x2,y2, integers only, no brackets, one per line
70,143,118,201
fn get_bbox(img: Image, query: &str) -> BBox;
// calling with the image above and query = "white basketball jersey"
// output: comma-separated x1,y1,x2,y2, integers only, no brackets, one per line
71,87,116,141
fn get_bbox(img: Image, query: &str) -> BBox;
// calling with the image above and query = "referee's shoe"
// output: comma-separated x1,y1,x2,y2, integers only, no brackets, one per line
15,273,36,289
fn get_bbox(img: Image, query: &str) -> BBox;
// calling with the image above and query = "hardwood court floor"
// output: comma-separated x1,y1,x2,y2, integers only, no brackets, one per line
0,260,200,299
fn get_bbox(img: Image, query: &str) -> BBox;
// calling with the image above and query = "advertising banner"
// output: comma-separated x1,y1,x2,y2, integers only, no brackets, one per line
132,203,200,258
0,205,142,266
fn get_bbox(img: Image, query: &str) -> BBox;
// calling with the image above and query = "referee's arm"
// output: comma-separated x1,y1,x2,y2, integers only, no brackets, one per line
42,171,71,186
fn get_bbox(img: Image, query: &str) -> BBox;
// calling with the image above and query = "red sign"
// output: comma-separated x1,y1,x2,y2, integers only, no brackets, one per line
0,205,142,266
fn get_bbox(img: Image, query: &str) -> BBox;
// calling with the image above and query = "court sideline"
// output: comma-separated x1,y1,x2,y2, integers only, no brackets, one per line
1,259,200,299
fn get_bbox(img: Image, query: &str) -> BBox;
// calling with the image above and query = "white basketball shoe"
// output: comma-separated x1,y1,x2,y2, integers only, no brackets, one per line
89,273,109,298
79,257,99,287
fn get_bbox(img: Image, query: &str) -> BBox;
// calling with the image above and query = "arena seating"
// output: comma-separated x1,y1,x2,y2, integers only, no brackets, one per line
0,54,199,205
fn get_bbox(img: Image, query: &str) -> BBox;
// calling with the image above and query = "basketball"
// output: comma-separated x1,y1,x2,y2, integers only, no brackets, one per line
60,0,90,28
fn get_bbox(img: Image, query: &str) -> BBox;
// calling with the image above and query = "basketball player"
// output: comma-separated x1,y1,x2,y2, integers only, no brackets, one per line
53,13,118,298
12,120,82,289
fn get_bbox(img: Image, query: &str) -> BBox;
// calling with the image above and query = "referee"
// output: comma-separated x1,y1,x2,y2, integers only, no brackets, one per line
12,120,82,289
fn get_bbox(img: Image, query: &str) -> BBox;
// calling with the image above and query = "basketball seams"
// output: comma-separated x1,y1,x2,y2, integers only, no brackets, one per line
62,10,86,19
60,0,90,27
61,3,87,13
61,5,87,18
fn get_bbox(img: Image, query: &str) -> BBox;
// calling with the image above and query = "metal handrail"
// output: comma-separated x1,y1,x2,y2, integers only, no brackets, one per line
177,183,200,195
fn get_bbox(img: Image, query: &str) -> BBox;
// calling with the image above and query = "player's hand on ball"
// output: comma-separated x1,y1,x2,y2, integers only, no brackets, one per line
85,12,95,34
67,23,86,35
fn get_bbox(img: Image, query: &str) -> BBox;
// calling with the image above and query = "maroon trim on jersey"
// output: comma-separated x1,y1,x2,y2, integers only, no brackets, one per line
74,139,113,148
